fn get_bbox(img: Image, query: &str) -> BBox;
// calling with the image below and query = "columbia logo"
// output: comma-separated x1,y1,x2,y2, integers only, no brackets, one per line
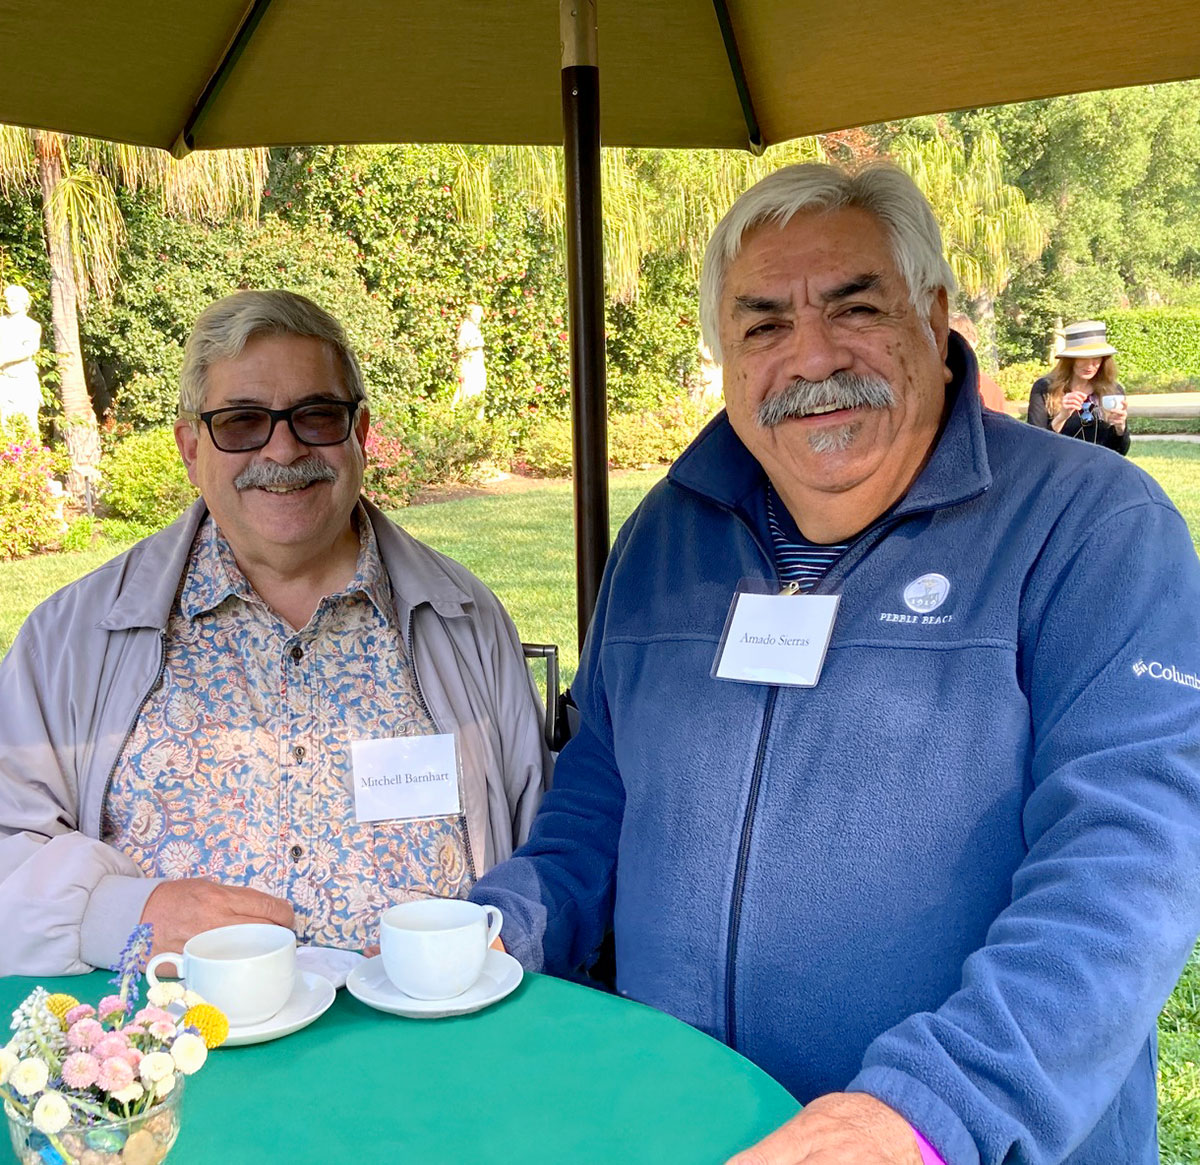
1132,659,1200,691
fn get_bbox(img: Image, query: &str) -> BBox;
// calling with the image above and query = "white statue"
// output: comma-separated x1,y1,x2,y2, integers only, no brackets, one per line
454,303,487,417
0,285,43,436
693,337,723,404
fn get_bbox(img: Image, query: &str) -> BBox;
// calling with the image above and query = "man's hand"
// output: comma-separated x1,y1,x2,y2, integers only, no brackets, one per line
725,1092,923,1165
140,879,295,959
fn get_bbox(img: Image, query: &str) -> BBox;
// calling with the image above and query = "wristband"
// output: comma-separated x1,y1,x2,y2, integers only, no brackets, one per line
912,1125,946,1165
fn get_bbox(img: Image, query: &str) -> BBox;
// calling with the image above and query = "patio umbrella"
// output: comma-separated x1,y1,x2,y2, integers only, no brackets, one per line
2,0,1199,642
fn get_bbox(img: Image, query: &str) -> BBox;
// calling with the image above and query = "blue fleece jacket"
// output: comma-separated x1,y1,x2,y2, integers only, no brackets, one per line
472,339,1200,1164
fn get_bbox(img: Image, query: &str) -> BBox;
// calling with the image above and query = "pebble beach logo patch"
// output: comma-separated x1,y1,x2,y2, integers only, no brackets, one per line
878,573,954,626
1132,659,1200,691
903,573,951,614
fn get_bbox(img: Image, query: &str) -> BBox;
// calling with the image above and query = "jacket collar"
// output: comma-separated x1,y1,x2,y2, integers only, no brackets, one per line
668,331,991,521
99,496,473,632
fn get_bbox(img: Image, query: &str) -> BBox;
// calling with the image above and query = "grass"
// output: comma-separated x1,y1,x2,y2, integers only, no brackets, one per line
1130,441,1200,550
3,448,1200,1155
393,470,665,685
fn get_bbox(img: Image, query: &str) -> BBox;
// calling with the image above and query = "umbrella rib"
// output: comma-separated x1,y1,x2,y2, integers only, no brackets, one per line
177,0,277,155
710,0,764,154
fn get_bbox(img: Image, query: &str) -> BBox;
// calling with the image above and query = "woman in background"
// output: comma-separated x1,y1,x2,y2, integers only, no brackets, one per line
1027,320,1130,455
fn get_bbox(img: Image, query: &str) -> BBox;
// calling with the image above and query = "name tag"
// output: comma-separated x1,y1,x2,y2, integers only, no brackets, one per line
349,734,461,823
714,589,840,687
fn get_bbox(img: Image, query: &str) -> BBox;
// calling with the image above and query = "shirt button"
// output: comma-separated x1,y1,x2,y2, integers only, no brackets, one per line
293,746,305,763
290,645,304,663
289,844,303,862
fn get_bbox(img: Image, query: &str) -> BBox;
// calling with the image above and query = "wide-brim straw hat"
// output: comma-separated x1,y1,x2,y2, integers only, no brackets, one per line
1058,320,1116,358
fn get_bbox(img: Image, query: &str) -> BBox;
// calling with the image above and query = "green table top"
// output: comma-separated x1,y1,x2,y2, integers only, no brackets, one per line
1,969,798,1164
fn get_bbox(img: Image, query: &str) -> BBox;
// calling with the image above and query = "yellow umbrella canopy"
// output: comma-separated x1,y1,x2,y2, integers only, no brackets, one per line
1,0,1198,154
2,0,1198,639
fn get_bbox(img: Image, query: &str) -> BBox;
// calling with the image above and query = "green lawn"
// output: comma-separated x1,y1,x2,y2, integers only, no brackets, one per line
3,447,1200,1157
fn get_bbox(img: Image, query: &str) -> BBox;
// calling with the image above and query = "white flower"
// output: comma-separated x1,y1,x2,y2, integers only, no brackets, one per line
31,1091,70,1135
111,1081,144,1105
154,1073,177,1099
8,1058,49,1097
138,1052,175,1085
181,990,207,1009
146,982,185,1008
0,1048,17,1086
169,1032,207,1076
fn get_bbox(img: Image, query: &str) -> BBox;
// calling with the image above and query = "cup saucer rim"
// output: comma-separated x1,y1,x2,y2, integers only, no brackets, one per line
220,970,336,1046
346,948,522,1019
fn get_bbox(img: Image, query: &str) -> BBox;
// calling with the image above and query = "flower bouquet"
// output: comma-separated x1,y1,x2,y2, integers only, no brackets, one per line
1,926,229,1165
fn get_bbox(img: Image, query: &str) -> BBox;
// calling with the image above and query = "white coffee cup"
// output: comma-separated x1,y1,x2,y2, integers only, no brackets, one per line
380,899,503,1000
145,923,296,1027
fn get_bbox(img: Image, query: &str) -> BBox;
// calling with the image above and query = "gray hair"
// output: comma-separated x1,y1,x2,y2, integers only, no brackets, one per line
699,163,957,363
178,289,366,416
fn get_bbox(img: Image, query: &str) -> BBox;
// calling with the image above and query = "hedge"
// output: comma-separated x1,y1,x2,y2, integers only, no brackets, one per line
1099,309,1200,382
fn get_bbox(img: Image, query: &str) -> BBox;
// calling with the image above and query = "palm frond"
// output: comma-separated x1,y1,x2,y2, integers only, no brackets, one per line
0,124,35,197
46,165,125,306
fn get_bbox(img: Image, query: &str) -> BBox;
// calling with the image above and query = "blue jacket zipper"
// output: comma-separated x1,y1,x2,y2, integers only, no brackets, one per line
718,506,910,1051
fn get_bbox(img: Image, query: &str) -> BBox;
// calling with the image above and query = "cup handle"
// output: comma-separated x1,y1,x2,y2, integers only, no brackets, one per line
483,906,503,947
145,952,184,988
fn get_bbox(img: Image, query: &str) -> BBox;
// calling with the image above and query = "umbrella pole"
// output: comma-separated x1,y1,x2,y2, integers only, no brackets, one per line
561,0,609,652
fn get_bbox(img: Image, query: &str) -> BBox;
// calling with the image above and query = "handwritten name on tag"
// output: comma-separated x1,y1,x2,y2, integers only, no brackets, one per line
350,733,461,823
714,592,840,687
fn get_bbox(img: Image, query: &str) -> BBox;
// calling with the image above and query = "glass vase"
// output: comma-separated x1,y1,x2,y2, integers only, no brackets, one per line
5,1080,183,1165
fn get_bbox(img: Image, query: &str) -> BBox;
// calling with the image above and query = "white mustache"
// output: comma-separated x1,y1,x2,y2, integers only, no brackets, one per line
234,457,337,491
756,372,896,428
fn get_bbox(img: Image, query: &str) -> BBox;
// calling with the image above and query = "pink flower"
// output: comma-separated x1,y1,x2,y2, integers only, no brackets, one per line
91,1033,131,1063
147,1020,177,1041
96,995,126,1019
95,1057,134,1093
66,1019,104,1050
61,1053,100,1090
133,1007,173,1028
64,1005,96,1025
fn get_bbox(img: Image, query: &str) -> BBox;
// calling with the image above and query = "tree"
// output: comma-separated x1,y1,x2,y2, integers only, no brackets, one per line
0,126,265,500
952,82,1200,362
891,125,1046,370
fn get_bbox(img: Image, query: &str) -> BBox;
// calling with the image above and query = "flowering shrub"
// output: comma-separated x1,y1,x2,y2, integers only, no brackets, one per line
0,926,225,1165
363,428,418,509
0,418,64,560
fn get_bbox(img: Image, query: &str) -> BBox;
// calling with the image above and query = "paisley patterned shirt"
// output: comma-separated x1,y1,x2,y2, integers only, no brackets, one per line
102,508,473,950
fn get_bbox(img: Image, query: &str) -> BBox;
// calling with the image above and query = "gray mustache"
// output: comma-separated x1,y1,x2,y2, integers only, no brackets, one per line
235,457,338,491
756,372,896,428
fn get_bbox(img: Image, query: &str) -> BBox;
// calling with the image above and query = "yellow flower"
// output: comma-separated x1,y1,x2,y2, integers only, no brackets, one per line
43,994,79,1028
181,1003,228,1050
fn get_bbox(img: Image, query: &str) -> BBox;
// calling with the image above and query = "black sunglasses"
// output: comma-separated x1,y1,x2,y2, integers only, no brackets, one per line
183,399,362,453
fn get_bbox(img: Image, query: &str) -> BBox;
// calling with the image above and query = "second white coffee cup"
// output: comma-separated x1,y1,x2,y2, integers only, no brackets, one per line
145,922,296,1027
380,899,503,1000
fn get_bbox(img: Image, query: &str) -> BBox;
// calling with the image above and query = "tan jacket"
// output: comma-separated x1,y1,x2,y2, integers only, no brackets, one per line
0,499,551,975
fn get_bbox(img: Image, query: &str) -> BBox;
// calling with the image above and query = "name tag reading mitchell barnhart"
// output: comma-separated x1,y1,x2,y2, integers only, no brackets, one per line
350,733,461,823
714,590,840,687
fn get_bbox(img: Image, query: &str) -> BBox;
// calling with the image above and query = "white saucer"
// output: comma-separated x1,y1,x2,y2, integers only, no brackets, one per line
346,949,523,1019
220,971,336,1047
296,945,366,989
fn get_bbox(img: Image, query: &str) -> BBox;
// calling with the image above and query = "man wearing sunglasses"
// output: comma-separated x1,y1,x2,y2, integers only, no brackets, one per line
0,289,550,975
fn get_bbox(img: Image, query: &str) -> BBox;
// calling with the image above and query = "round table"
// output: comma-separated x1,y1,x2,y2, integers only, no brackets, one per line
0,969,799,1163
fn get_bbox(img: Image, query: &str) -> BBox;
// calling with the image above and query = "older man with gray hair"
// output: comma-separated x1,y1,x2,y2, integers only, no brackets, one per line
0,289,549,977
471,163,1200,1164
